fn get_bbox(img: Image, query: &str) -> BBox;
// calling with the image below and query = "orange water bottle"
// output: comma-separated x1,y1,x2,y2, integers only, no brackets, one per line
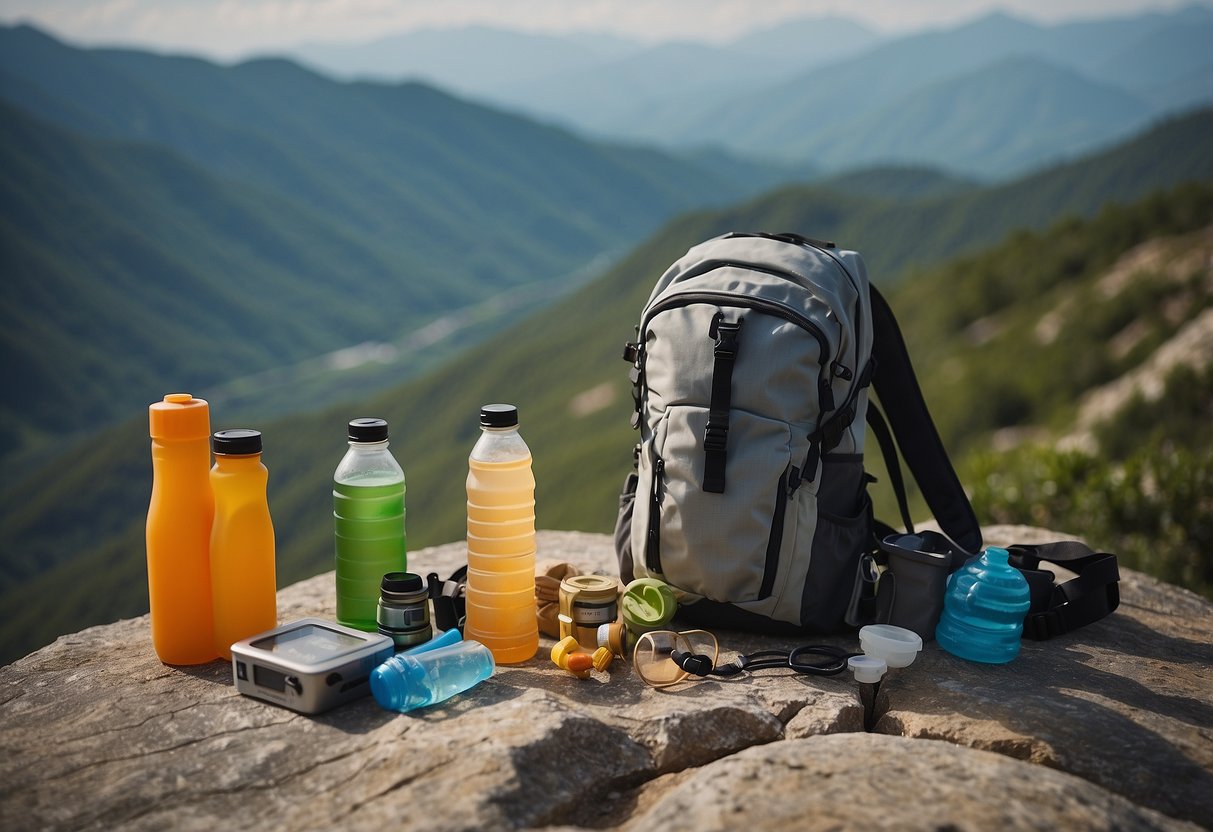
209,429,277,660
463,404,538,663
146,393,216,665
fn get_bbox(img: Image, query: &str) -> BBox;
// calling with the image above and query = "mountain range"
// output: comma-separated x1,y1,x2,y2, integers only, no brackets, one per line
2,107,1210,665
286,7,1213,178
1,10,1212,665
0,24,792,461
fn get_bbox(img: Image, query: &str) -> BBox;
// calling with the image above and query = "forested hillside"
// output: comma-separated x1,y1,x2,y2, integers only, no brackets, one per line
0,24,781,460
2,111,1210,664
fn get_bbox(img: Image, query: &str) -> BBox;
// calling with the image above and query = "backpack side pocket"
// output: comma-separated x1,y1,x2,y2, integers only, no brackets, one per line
799,455,873,631
614,470,638,583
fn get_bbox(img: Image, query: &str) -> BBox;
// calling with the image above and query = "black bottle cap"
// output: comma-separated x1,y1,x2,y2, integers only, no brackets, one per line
479,403,518,428
348,417,389,442
212,429,262,455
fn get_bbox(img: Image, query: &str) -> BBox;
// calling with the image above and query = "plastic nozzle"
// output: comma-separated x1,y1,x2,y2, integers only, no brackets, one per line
848,655,888,684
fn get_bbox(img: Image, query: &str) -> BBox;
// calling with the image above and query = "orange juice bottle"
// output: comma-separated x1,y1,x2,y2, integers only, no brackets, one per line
209,429,277,660
463,404,538,663
146,393,216,665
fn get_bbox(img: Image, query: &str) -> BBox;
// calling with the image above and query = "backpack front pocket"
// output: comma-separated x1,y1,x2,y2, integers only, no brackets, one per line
653,405,799,603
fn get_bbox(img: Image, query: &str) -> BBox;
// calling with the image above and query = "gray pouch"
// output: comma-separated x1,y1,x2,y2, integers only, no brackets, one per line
875,531,963,640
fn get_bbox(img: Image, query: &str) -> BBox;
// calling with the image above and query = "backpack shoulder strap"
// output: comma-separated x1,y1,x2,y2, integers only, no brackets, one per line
868,283,983,554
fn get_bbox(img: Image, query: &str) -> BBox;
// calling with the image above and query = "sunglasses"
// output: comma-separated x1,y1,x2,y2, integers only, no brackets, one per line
632,629,718,688
632,628,853,689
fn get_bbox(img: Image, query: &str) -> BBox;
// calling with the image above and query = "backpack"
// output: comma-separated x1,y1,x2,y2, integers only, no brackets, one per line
613,231,985,634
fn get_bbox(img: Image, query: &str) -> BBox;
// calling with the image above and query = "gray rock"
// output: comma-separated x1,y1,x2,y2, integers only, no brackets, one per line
0,529,1209,831
621,733,1201,831
874,525,1213,827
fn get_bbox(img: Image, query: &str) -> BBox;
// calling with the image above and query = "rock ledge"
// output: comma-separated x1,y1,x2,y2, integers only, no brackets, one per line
1,528,1209,831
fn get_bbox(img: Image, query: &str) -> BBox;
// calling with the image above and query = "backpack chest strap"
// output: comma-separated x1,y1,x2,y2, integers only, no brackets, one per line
703,314,743,493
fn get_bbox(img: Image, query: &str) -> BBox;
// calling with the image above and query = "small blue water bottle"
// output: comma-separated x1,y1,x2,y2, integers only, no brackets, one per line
370,639,495,713
935,547,1031,664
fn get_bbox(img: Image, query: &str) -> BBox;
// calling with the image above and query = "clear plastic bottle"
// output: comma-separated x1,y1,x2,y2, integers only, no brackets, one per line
463,404,538,663
935,547,1031,664
210,429,277,660
146,393,216,665
334,418,407,631
369,640,495,713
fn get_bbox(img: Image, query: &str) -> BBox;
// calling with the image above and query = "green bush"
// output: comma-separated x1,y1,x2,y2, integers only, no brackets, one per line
968,440,1213,600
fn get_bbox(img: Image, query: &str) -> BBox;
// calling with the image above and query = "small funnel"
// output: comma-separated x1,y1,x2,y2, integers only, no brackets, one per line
859,624,923,669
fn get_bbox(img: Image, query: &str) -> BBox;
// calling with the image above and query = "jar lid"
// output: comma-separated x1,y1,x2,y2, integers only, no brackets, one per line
560,574,619,601
380,571,427,601
622,578,677,629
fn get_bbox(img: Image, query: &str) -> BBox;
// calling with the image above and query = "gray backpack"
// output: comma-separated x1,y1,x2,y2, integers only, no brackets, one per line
614,231,983,634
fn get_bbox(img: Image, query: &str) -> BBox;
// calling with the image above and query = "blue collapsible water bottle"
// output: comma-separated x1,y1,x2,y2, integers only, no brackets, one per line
935,547,1031,664
370,639,494,713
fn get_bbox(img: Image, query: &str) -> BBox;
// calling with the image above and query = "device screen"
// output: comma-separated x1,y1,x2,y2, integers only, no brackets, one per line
251,624,364,664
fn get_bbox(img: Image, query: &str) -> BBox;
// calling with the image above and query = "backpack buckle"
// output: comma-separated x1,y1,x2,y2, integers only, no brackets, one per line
704,421,729,452
1024,608,1065,640
709,314,743,358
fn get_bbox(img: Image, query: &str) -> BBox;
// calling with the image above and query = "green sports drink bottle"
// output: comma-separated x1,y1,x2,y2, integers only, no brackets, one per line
334,418,407,631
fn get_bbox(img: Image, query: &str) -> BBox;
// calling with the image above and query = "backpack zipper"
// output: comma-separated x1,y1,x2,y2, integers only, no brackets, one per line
714,237,865,381
759,466,790,599
642,288,835,412
645,457,665,574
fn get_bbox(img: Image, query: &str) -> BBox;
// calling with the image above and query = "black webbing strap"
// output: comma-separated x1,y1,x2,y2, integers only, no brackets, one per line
703,314,743,493
869,284,982,554
427,565,467,633
1007,542,1120,640
866,402,915,535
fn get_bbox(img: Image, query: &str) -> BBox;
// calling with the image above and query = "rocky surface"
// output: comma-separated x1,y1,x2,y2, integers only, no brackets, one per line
1,528,1210,831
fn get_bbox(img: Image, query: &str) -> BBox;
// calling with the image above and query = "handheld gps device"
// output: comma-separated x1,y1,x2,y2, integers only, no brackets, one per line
230,618,394,714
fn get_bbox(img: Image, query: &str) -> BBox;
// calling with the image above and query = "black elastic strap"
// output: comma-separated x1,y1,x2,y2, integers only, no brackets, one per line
869,284,982,554
1007,542,1120,640
703,314,743,493
866,403,914,535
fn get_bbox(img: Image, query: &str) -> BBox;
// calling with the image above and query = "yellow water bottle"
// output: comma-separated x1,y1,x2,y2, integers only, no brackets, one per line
209,429,277,660
463,404,538,663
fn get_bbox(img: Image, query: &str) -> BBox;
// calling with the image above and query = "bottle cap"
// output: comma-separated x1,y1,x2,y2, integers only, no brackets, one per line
622,578,677,630
212,429,263,455
479,404,519,428
348,417,389,442
149,393,210,441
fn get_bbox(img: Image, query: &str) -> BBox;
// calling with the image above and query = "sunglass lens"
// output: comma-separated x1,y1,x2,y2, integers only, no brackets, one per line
634,631,686,687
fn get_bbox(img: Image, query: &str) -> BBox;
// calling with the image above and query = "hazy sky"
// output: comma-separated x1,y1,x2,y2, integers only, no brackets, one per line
0,0,1200,59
